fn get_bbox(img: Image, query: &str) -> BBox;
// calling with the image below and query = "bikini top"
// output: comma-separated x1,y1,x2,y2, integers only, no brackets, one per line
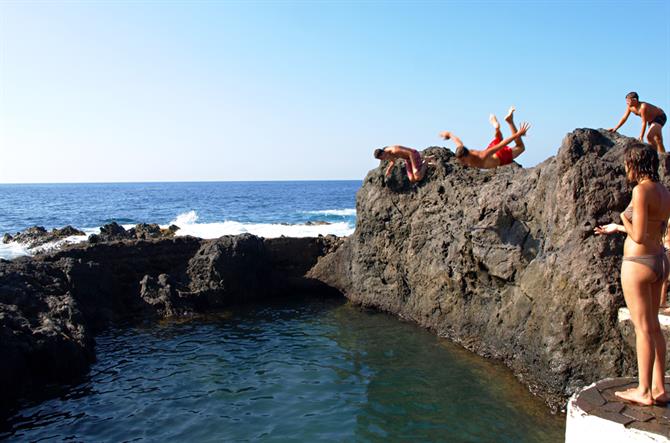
623,204,669,237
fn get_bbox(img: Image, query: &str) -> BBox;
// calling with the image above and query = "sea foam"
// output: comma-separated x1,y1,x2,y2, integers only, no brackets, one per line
168,211,354,239
304,208,356,217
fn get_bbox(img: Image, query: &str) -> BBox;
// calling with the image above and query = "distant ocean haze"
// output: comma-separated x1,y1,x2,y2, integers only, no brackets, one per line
0,181,360,259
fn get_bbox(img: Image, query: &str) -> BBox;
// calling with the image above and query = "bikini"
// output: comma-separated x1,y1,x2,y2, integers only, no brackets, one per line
621,205,670,282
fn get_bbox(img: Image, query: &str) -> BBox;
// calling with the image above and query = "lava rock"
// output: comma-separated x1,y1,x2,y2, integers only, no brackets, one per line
308,128,660,411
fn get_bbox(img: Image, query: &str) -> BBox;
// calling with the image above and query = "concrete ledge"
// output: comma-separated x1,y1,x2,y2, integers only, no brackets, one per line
566,377,670,442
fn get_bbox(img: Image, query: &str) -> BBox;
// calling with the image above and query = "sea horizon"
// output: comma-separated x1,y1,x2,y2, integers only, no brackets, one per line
0,178,363,186
0,180,361,260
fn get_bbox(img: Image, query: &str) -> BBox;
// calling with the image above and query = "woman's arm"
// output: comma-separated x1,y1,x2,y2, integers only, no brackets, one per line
595,223,626,235
621,186,648,243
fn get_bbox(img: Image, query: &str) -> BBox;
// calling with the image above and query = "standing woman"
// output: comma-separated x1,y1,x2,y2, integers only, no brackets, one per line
595,144,670,405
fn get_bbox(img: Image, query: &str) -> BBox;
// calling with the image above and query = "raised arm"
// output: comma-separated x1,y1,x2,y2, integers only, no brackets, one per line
440,131,464,148
483,122,531,156
609,107,631,132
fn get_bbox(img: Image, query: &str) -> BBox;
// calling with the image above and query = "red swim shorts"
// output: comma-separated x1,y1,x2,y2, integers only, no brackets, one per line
488,136,513,166
495,146,514,166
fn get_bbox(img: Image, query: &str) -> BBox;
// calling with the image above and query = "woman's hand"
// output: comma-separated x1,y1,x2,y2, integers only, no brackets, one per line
595,223,620,235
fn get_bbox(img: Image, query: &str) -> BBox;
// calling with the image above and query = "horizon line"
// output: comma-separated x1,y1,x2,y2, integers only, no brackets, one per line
0,178,364,186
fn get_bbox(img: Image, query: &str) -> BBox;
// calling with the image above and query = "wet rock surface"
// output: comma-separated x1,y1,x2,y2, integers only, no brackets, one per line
88,222,180,243
2,225,86,249
0,234,340,415
309,129,669,411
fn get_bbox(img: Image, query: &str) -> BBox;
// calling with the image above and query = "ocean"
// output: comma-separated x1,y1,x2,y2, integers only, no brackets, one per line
0,181,359,259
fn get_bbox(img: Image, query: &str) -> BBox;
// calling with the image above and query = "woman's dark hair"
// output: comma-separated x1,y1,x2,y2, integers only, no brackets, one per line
624,143,659,183
373,148,385,159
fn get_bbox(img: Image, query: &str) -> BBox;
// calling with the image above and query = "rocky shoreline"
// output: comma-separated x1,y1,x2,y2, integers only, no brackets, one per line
1,128,660,415
0,234,342,415
310,128,669,411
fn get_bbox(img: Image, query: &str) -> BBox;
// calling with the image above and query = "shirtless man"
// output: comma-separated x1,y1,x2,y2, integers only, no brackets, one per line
373,145,427,183
440,107,530,169
609,92,666,153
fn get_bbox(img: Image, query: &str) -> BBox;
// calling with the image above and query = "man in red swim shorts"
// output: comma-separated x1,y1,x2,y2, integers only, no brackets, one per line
440,106,530,169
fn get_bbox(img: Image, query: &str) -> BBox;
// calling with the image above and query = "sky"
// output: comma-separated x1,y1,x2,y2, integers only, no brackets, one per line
0,0,669,183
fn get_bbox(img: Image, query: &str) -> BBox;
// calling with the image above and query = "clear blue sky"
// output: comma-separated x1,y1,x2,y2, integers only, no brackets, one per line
1,0,668,183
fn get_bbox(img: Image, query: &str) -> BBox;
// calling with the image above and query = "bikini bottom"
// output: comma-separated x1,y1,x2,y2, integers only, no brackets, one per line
622,252,670,283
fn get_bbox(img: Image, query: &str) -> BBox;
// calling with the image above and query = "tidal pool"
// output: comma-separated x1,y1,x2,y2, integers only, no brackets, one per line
2,297,564,442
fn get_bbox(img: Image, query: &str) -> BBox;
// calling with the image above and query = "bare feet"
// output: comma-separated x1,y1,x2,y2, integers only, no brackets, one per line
489,114,500,129
504,106,516,123
615,387,654,406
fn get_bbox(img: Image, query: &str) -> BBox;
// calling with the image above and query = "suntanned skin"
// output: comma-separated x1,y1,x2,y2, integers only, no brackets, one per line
439,107,530,169
377,146,427,183
596,169,670,406
609,97,666,153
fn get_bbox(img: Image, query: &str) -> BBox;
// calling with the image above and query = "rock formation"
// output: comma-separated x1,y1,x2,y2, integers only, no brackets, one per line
2,225,86,248
88,222,180,243
309,129,667,411
0,234,341,415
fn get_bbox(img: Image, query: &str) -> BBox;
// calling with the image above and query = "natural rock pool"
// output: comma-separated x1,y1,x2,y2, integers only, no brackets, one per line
1,297,565,442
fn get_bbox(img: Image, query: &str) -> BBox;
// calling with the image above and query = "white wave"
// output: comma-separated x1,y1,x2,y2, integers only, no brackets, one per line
303,208,356,217
168,210,354,239
0,241,30,260
171,210,198,226
0,231,93,260
172,220,354,239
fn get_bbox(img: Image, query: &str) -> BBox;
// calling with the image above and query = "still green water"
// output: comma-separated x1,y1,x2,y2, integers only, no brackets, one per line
3,297,564,442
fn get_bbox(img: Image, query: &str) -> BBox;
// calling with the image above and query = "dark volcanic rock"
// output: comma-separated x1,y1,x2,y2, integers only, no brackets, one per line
309,128,657,411
2,225,86,249
0,234,340,414
89,222,180,243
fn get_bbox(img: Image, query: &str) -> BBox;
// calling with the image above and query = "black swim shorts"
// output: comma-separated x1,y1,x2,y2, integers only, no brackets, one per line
652,112,667,127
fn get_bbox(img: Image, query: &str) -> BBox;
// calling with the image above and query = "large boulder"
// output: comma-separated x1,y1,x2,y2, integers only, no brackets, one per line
309,129,658,410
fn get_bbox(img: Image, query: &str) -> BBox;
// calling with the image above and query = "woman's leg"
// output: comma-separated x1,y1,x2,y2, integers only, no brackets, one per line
616,260,657,405
651,277,668,403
